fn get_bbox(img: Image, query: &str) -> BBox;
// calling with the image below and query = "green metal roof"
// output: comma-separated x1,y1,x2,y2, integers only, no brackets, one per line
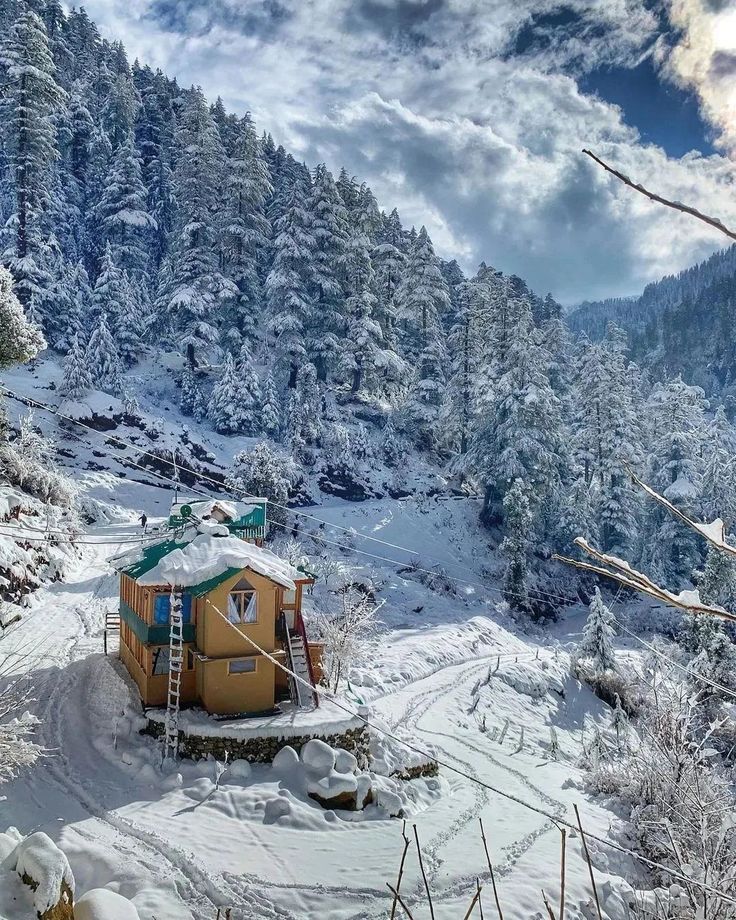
119,538,186,580
188,566,243,598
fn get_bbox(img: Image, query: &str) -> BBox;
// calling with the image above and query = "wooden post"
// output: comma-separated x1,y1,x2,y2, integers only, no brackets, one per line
413,825,435,920
574,805,603,920
479,818,504,920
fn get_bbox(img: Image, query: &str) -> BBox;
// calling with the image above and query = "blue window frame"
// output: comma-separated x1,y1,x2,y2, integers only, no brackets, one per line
153,593,192,625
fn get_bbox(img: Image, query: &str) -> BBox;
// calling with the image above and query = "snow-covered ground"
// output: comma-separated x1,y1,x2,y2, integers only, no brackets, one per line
0,362,649,919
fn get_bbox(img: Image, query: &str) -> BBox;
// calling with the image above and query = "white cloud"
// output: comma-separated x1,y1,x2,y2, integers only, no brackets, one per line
74,0,736,303
663,0,736,151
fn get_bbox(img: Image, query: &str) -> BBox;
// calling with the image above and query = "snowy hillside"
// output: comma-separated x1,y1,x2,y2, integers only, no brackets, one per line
2,356,732,920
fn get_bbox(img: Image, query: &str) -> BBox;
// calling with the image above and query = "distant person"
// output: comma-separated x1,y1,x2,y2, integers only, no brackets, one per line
139,513,148,533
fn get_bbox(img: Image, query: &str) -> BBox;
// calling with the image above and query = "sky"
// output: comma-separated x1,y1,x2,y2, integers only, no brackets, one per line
73,0,736,305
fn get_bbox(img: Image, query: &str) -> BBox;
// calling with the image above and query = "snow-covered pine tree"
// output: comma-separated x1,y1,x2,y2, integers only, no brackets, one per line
260,370,282,439
87,311,123,392
381,416,404,467
220,112,272,353
395,225,450,356
161,87,235,365
400,333,448,453
180,362,206,422
285,362,321,449
0,9,66,322
60,330,92,399
471,296,566,530
341,286,383,395
578,588,616,675
94,136,155,278
610,693,628,750
373,207,406,344
308,164,348,380
500,477,532,613
0,266,46,368
699,544,736,611
208,352,260,435
265,172,314,388
227,442,295,531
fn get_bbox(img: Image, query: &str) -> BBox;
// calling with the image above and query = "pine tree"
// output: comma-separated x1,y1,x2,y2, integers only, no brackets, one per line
180,363,206,422
699,545,736,611
381,416,404,467
400,334,447,453
0,10,66,309
373,207,406,341
308,164,347,380
87,311,123,392
208,352,260,435
163,87,234,364
221,113,272,351
578,588,616,675
60,330,92,399
261,370,282,439
500,478,532,613
0,266,46,368
395,226,450,355
265,173,314,388
341,286,383,394
227,442,294,531
94,137,155,277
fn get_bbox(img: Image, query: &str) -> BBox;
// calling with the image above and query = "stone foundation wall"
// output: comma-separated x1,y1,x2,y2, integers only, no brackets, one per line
395,761,439,781
143,719,370,766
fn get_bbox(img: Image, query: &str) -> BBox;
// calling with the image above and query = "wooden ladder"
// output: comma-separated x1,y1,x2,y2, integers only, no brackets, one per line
163,590,184,760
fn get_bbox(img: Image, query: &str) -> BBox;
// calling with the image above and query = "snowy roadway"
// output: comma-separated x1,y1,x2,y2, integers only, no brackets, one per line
1,516,642,919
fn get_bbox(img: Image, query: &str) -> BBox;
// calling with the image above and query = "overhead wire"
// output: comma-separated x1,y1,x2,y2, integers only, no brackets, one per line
0,384,583,611
5,386,736,900
1,384,512,583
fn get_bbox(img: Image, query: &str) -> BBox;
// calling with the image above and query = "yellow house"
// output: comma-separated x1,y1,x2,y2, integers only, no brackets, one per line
117,530,321,716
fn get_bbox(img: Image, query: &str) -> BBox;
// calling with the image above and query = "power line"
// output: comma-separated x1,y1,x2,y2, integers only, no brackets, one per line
201,595,736,907
8,380,734,704
6,386,735,899
0,384,517,587
0,384,582,610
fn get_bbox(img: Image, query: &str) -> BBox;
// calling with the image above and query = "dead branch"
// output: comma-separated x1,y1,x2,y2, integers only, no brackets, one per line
390,821,411,920
477,878,485,920
542,889,557,920
582,149,736,242
552,548,736,623
462,885,484,920
413,825,435,920
574,805,603,920
479,818,505,920
623,462,736,560
386,884,416,920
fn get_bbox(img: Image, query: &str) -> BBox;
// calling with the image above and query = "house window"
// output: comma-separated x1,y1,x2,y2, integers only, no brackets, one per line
228,658,257,674
151,646,170,675
283,588,296,607
227,579,258,624
153,593,192,625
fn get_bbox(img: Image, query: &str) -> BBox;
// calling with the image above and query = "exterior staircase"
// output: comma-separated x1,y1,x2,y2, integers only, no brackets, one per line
285,623,318,709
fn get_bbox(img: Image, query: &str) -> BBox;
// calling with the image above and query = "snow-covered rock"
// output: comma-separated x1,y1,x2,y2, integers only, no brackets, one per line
11,832,75,916
271,745,300,775
334,747,358,774
300,739,336,778
75,888,139,920
227,759,252,781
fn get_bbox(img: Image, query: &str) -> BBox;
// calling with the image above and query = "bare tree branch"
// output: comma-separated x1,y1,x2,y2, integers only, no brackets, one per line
582,149,736,242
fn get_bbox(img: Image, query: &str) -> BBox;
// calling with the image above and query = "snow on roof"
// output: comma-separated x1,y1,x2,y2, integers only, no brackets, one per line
135,532,299,590
170,498,265,522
